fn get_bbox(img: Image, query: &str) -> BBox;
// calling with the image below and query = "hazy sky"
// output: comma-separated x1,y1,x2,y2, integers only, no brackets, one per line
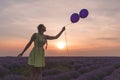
0,0,120,56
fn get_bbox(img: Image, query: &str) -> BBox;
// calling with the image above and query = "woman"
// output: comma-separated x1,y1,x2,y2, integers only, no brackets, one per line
17,24,65,80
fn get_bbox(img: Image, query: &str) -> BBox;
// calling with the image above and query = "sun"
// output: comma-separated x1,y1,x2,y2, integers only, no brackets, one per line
56,42,66,50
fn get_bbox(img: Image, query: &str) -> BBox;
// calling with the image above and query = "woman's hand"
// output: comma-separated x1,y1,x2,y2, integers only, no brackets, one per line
62,26,65,31
17,53,23,58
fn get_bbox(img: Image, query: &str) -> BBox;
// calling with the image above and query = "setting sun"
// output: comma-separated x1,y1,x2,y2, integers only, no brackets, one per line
56,42,66,50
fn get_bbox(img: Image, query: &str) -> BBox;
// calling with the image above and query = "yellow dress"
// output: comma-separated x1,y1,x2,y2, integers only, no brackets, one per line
28,33,46,67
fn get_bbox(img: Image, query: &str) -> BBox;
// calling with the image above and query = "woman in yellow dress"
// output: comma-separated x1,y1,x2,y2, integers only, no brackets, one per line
17,24,65,80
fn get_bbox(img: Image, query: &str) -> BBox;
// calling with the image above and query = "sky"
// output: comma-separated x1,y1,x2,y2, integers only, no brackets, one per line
0,0,120,56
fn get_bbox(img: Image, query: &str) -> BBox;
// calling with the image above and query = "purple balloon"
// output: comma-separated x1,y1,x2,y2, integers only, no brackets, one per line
70,13,80,23
79,9,89,18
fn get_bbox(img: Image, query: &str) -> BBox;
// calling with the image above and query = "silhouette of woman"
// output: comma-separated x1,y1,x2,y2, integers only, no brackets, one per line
17,24,65,80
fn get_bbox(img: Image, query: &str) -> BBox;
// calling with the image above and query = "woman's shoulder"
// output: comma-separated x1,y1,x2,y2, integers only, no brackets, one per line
32,33,37,36
44,34,49,38
31,33,38,39
33,33,38,35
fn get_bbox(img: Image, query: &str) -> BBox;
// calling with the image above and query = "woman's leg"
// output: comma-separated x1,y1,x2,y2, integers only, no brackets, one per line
36,67,42,80
29,66,34,80
29,66,37,80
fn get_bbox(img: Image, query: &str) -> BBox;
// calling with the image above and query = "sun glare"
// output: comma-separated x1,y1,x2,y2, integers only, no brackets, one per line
56,42,66,50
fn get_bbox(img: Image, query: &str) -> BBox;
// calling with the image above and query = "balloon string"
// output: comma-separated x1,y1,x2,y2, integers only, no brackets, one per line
65,23,72,27
64,29,69,57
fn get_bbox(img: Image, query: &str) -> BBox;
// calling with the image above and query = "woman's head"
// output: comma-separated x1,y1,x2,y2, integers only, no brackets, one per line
37,24,46,33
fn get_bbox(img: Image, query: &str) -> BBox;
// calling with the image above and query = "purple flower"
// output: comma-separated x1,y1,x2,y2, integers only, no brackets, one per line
0,65,9,78
3,74,27,80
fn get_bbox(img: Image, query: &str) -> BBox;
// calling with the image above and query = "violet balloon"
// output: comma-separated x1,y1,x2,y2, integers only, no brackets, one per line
79,9,89,18
70,13,80,23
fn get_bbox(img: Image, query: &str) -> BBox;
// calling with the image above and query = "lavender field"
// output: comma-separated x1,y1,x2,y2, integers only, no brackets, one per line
0,57,120,80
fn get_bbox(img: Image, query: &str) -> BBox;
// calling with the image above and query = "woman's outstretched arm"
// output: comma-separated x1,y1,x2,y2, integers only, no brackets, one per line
17,33,36,57
46,27,65,40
